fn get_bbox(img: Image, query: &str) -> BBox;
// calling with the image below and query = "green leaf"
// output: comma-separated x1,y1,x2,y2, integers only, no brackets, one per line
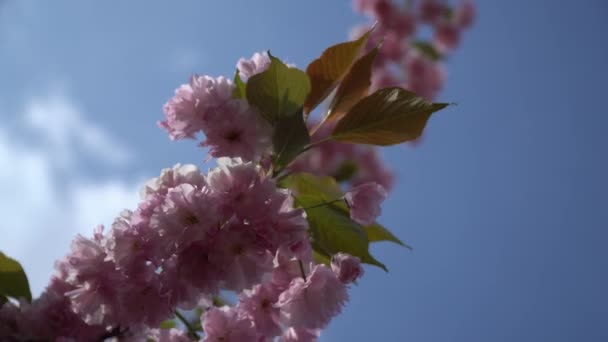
365,222,412,249
303,27,373,115
246,53,311,123
272,108,310,171
296,194,387,271
312,248,332,266
0,294,7,304
325,45,380,124
284,173,411,267
332,160,359,183
331,87,449,146
212,296,228,307
232,69,247,99
411,41,442,61
159,319,177,329
283,173,390,270
281,172,343,202
0,252,32,302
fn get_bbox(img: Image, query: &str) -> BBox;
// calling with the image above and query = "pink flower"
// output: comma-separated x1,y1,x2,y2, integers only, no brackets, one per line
62,235,122,326
201,99,271,161
202,306,258,342
238,283,282,337
380,31,405,62
434,22,462,52
345,182,387,226
160,246,220,309
140,163,206,198
351,148,395,191
419,0,446,24
370,66,401,91
281,327,320,342
104,213,155,270
150,328,192,342
246,189,309,254
206,158,263,216
353,0,389,18
116,265,172,327
209,221,273,292
289,123,395,191
331,253,364,284
277,264,348,330
12,282,104,340
159,75,234,140
455,0,476,29
405,50,446,100
150,184,216,256
159,83,204,140
237,51,271,80
389,10,416,37
271,246,311,290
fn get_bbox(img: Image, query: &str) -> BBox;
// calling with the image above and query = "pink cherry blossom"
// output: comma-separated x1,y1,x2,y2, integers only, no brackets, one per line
345,182,387,225
159,83,204,140
159,75,234,140
160,245,220,309
419,0,446,24
115,264,173,327
290,122,395,191
154,328,192,342
201,99,271,161
352,0,473,103
238,283,283,337
237,51,271,80
0,4,474,333
62,235,123,326
9,279,105,341
140,163,206,198
271,246,312,290
331,253,364,284
405,50,446,100
434,21,462,52
277,264,348,330
455,0,476,28
209,221,274,292
280,327,320,342
202,306,258,342
160,74,273,162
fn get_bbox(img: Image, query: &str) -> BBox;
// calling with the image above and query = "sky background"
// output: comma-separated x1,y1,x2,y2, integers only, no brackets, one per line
0,1,607,341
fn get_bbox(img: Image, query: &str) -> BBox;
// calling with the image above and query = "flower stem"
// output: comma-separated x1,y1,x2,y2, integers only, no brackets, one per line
300,136,332,154
175,310,199,340
301,198,345,210
298,259,307,281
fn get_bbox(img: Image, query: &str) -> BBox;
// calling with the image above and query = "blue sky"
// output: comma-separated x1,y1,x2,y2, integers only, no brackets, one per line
0,1,606,341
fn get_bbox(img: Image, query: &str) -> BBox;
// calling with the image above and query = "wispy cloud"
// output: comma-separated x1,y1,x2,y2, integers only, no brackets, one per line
24,91,133,167
0,91,141,295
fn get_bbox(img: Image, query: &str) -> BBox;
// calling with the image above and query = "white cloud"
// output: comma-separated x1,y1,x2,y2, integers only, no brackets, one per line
0,92,142,296
70,180,141,235
24,92,132,167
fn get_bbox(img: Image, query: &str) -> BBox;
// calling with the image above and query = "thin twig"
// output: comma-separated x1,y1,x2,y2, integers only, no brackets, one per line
298,259,308,281
175,310,200,340
301,198,345,210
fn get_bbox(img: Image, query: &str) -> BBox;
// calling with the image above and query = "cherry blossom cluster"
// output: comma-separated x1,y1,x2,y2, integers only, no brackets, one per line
1,159,378,340
160,51,393,192
159,59,271,161
290,121,394,191
352,0,476,100
287,0,476,190
0,3,472,337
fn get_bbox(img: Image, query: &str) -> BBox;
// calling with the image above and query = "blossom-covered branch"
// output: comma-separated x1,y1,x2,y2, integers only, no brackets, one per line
0,1,474,340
